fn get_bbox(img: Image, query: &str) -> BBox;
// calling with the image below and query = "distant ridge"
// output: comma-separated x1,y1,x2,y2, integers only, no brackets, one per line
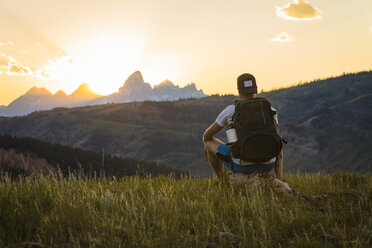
0,71,206,117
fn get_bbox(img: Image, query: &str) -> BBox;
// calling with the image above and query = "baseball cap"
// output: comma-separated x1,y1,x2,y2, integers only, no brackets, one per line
237,73,257,94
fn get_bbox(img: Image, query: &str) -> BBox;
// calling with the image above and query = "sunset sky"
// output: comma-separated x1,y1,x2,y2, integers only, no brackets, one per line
0,0,371,105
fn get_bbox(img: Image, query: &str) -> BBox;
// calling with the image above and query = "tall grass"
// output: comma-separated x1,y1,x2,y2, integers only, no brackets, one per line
0,172,371,247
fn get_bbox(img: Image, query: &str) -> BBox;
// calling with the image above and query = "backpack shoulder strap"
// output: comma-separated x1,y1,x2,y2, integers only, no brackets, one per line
255,97,277,117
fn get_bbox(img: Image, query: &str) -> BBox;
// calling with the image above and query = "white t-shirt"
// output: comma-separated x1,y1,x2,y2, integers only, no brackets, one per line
216,104,278,165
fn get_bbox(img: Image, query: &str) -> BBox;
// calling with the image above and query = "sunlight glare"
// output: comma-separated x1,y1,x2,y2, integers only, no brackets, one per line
42,33,146,95
141,53,182,86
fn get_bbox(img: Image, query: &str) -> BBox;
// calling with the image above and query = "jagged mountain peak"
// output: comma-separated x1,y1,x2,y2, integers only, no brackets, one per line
122,71,145,87
26,87,52,96
128,71,144,80
119,71,151,94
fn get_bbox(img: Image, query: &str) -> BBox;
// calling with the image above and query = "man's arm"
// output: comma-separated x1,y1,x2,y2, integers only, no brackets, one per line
203,122,223,143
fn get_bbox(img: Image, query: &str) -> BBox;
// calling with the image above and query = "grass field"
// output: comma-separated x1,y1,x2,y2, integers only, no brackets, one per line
0,172,371,247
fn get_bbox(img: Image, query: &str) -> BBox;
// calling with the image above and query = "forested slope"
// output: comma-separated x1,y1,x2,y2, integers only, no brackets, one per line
0,134,180,178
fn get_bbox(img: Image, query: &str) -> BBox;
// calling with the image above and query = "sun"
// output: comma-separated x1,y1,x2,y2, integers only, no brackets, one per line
39,32,183,94
42,33,146,95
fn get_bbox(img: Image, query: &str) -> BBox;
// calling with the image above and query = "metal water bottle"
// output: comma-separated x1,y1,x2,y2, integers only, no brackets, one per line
226,125,238,146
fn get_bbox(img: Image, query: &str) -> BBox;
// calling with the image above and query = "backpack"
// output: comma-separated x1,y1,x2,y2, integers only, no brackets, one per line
231,97,283,163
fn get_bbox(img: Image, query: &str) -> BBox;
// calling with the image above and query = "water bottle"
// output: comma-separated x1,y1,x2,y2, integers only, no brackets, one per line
226,125,238,146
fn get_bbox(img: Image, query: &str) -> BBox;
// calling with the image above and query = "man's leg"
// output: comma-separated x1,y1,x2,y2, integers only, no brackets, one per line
274,149,283,180
204,138,225,178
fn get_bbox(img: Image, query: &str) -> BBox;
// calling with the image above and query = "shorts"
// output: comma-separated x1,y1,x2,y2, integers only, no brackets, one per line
216,144,276,173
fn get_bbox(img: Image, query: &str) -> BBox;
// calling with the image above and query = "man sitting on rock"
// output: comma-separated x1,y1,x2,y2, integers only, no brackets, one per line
203,73,285,187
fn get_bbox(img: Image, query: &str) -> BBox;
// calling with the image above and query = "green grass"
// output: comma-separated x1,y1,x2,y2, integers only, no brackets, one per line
0,172,371,247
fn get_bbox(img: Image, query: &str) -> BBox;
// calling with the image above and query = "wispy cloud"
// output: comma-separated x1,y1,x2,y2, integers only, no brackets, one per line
0,51,76,79
34,69,50,80
271,32,293,42
276,0,322,21
0,54,54,79
0,56,33,76
7,41,14,46
370,26,372,32
0,42,4,47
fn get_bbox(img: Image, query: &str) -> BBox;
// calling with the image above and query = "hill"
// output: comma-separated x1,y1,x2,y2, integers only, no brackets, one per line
0,71,371,175
0,134,180,178
0,172,370,247
0,97,231,175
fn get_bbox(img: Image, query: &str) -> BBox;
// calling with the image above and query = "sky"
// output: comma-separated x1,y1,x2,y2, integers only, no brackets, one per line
0,0,371,105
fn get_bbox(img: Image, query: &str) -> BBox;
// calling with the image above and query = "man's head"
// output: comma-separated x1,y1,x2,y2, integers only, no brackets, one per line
237,73,257,99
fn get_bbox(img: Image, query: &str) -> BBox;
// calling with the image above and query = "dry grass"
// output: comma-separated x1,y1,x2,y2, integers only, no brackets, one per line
0,171,371,247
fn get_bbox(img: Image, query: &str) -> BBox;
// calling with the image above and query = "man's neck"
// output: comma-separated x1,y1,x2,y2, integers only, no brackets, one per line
240,94,256,100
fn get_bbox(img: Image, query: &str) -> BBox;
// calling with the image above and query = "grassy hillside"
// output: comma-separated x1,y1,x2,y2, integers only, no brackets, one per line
0,172,371,247
0,71,371,175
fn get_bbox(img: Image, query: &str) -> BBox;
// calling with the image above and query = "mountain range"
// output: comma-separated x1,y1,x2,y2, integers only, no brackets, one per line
0,71,206,117
0,71,371,175
0,83,102,117
90,71,206,105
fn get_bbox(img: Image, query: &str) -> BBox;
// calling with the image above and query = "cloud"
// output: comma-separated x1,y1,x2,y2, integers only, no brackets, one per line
271,32,293,42
0,42,4,47
34,69,50,80
370,27,372,32
0,56,33,76
0,53,73,79
276,0,322,21
7,41,14,46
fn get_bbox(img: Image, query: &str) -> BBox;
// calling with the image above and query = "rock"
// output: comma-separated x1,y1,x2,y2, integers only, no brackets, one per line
227,172,295,194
